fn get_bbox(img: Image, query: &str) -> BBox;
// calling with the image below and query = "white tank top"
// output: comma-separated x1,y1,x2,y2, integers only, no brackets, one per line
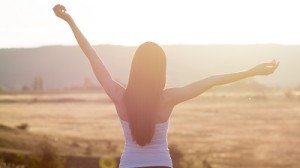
119,119,173,168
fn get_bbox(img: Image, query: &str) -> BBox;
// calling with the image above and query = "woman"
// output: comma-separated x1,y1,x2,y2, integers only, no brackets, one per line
53,4,279,168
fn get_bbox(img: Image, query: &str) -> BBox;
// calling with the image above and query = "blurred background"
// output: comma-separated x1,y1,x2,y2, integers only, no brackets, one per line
0,0,300,168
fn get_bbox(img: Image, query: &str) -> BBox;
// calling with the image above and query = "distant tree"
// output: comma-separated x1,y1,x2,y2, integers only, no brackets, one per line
33,76,43,91
22,85,30,91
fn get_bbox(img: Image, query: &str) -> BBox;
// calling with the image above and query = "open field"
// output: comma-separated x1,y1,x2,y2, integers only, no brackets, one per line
0,91,300,168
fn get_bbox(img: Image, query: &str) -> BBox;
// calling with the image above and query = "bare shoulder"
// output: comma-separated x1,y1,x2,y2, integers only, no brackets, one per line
157,88,179,120
162,87,183,106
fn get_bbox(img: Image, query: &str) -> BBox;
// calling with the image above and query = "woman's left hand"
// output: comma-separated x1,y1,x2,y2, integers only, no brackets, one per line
250,60,279,76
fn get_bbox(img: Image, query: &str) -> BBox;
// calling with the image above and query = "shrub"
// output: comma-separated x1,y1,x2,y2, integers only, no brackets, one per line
0,159,25,168
27,141,64,168
16,124,29,131
169,144,184,168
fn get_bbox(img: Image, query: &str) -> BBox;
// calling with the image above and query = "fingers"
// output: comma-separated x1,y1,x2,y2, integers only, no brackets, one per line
264,59,279,68
53,4,67,13
261,63,274,67
272,59,276,64
271,59,279,65
274,62,280,72
53,5,58,12
270,60,279,73
254,59,279,76
53,4,60,9
271,60,279,69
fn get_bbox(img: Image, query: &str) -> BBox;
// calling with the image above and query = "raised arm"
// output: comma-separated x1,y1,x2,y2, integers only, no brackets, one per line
53,4,124,103
164,60,279,105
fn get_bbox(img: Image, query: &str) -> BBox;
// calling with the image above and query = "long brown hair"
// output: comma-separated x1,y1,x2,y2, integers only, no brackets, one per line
123,42,167,146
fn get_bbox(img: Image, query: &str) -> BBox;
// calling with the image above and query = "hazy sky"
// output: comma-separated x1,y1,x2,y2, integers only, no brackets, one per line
1,0,300,48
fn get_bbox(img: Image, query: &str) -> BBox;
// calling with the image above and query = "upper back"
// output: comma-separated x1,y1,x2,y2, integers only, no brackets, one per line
115,89,175,123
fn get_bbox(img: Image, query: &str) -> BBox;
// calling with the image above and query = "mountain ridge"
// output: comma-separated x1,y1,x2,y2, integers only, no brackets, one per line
0,44,299,90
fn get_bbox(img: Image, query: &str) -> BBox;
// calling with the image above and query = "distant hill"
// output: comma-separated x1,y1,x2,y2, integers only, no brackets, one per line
0,44,299,90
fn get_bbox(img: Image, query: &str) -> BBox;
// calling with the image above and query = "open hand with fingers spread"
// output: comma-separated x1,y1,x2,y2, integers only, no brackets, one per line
53,4,72,23
250,60,279,76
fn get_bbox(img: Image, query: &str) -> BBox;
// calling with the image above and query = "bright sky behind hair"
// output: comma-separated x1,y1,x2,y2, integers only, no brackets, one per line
1,0,300,48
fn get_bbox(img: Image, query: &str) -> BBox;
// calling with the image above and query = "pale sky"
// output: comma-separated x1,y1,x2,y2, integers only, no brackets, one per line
1,0,300,48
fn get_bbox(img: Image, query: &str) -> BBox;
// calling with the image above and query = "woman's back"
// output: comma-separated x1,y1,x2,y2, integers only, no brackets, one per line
119,119,172,167
115,92,174,168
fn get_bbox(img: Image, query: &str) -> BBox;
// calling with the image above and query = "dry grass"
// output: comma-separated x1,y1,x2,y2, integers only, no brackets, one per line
0,91,299,168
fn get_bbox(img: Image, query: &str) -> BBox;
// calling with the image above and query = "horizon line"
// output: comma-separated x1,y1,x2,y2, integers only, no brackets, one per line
2,42,300,49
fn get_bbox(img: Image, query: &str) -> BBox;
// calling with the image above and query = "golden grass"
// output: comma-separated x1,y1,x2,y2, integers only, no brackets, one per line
0,91,299,167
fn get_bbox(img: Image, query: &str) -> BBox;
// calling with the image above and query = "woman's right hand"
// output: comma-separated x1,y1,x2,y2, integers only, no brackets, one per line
53,4,72,23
